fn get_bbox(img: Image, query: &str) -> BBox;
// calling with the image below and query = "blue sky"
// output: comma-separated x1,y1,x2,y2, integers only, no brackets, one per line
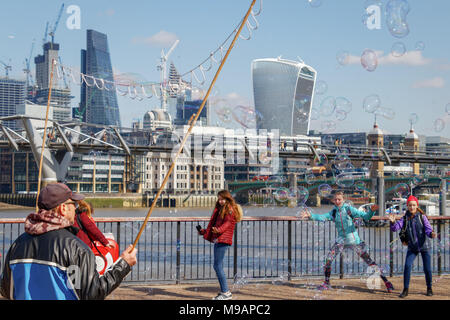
1,0,449,138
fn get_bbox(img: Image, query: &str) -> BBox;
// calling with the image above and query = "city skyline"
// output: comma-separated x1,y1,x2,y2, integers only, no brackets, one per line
0,0,449,138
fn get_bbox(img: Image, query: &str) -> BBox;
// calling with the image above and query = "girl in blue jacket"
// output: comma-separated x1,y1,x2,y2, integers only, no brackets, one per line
389,195,436,298
301,191,394,292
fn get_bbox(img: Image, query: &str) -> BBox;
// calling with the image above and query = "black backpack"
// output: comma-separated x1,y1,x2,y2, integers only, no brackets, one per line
399,212,425,246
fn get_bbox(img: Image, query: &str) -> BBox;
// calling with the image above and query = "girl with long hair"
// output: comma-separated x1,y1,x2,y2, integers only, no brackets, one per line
198,190,242,300
389,195,437,298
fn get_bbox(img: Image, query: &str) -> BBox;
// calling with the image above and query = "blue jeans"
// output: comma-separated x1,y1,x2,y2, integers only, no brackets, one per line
213,243,230,293
403,249,432,289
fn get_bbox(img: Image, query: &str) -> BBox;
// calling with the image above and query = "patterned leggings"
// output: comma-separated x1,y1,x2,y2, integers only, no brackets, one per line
323,241,389,284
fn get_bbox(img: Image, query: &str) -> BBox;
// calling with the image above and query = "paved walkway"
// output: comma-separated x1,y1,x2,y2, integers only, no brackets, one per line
107,275,450,300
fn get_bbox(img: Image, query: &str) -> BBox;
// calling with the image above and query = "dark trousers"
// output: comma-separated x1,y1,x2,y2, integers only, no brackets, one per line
324,241,389,284
403,249,432,289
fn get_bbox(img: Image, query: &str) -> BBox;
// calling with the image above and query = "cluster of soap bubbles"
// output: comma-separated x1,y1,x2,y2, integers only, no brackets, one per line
214,104,263,129
311,80,353,131
362,94,395,120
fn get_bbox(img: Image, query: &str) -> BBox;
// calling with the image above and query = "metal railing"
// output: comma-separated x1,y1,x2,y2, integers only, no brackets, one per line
0,216,449,284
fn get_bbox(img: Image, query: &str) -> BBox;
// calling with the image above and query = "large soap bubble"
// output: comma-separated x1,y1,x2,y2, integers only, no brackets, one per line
320,96,336,117
385,0,410,38
391,42,406,57
315,80,328,95
361,49,378,72
434,118,445,132
336,50,350,66
363,94,381,113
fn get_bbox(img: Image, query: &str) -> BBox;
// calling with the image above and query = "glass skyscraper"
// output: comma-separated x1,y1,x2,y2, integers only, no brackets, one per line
252,58,316,136
80,29,121,127
0,78,26,130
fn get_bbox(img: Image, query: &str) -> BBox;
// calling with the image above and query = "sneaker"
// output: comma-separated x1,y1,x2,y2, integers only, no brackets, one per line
212,291,232,300
385,281,394,293
317,282,331,291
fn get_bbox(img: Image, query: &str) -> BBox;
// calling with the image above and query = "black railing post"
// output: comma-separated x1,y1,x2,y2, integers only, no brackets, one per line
437,219,442,276
288,220,292,281
339,253,344,279
117,222,121,250
389,227,394,277
233,223,238,281
176,221,181,284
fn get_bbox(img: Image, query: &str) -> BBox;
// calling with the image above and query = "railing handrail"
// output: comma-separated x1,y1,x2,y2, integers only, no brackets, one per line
1,215,450,224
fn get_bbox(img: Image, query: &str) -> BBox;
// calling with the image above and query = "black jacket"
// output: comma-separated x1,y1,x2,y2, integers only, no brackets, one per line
0,226,130,300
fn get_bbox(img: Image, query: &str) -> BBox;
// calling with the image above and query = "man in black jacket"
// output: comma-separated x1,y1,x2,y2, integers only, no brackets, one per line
0,183,137,300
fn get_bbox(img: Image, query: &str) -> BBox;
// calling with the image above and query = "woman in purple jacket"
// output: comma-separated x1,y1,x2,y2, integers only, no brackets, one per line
389,195,437,298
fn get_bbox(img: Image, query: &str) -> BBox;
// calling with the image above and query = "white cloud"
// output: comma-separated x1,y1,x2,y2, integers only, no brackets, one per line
131,30,179,48
346,50,432,67
411,77,445,89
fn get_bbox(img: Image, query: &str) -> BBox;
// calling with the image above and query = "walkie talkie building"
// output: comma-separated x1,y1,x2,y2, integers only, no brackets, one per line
251,58,316,136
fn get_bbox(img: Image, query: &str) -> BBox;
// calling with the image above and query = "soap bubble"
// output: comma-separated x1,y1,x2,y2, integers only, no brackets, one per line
375,107,395,120
315,80,328,95
335,110,347,121
266,175,285,189
336,50,350,66
335,97,352,113
319,96,336,117
232,105,263,129
363,94,381,113
318,184,333,198
361,49,378,72
308,0,322,8
391,41,406,57
415,41,425,51
393,183,409,198
216,107,233,123
446,103,450,115
336,173,355,188
434,118,445,132
385,0,410,39
321,120,337,132
289,186,309,205
310,107,320,120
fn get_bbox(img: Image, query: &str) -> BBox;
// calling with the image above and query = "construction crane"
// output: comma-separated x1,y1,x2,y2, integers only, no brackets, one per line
157,39,179,110
0,60,12,78
48,3,65,45
23,40,35,87
42,21,49,45
58,56,69,89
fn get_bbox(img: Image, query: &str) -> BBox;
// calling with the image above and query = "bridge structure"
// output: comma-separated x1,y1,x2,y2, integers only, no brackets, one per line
0,115,449,215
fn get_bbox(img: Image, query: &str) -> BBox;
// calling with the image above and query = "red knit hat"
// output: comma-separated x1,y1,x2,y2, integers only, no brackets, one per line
406,195,419,205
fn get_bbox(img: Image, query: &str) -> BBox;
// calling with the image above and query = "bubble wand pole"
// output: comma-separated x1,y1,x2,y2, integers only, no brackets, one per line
129,0,257,252
35,59,56,212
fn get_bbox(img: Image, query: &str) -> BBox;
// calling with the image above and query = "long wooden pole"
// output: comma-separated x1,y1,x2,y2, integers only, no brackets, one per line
130,0,257,251
35,59,56,212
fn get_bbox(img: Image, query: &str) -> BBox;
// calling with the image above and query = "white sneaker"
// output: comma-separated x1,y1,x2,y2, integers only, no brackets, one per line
212,291,232,300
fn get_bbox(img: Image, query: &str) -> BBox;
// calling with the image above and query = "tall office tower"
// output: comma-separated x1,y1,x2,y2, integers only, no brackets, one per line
34,42,73,122
80,29,121,127
252,57,317,136
0,78,26,130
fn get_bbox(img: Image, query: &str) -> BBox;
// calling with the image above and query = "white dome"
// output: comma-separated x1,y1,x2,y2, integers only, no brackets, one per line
406,129,418,140
369,124,383,135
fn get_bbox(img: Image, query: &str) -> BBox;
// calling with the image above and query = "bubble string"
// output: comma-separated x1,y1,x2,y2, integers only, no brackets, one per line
52,0,262,104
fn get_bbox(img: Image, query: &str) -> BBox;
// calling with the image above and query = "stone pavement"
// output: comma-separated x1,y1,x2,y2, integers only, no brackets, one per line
107,275,450,300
